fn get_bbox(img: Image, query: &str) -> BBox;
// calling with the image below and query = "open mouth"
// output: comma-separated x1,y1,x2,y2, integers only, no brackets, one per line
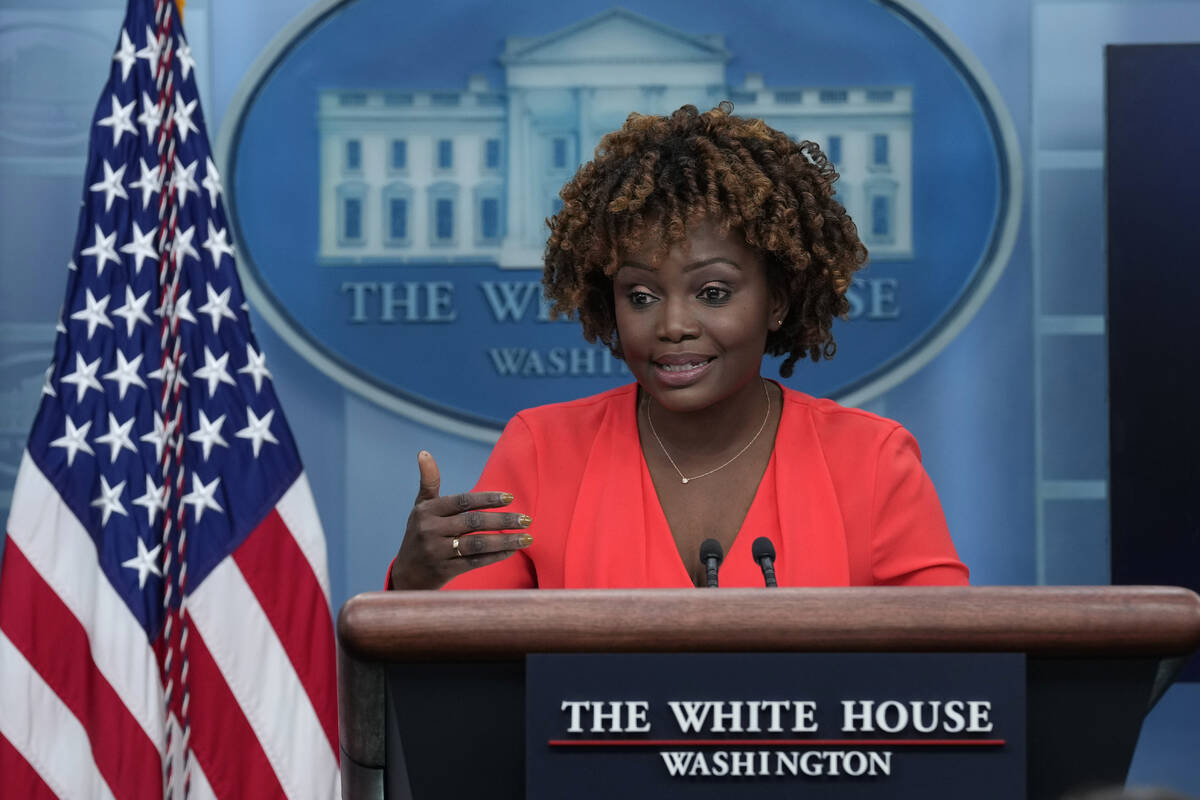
655,358,715,373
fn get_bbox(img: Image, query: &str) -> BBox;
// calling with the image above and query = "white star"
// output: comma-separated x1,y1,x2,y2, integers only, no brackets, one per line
193,346,236,397
136,25,162,73
113,29,137,82
139,411,175,462
102,350,147,400
201,156,223,208
238,344,272,393
50,416,94,466
55,308,67,334
96,94,136,147
90,475,128,527
201,221,234,269
60,352,103,402
132,475,167,527
148,352,189,393
176,38,196,80
182,474,223,522
94,411,138,462
137,91,162,143
235,407,279,458
70,288,114,340
67,259,77,272
42,364,56,397
171,157,199,207
173,95,199,143
198,283,237,333
188,410,229,461
119,222,159,276
156,288,198,329
171,224,200,264
80,224,120,277
88,159,128,212
121,536,162,589
112,285,153,337
129,158,162,209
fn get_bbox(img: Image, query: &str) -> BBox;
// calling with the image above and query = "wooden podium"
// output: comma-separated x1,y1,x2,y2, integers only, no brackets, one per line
336,587,1200,800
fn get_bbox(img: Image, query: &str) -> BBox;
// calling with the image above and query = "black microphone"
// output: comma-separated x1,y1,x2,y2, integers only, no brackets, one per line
699,539,724,588
752,537,778,587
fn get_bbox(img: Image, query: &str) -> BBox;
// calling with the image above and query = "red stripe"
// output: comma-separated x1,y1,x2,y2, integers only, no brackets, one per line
233,508,339,756
0,731,59,800
548,738,1008,747
0,540,162,800
186,624,287,800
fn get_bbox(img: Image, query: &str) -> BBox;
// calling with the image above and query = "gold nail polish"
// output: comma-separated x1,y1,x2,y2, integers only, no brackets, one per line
519,514,533,528
519,533,533,547
500,492,515,504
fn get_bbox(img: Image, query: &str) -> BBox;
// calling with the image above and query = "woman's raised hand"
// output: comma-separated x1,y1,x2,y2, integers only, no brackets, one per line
389,451,533,590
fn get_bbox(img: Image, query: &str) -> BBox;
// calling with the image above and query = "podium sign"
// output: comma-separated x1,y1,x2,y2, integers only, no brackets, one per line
526,653,1025,799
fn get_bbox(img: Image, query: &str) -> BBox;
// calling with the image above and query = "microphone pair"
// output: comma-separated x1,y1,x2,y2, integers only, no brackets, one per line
699,537,778,588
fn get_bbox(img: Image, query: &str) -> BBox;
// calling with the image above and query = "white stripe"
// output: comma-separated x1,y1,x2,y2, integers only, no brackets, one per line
189,558,339,800
275,472,332,605
5,452,165,751
0,630,118,800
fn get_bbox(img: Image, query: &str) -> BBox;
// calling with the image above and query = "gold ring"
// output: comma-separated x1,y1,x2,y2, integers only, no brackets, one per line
451,537,463,557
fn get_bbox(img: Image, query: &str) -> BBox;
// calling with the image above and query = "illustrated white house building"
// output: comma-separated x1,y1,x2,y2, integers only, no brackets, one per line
317,9,913,267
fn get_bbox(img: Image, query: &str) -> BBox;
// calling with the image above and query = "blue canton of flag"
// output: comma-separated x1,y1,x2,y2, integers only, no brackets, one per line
0,1,340,798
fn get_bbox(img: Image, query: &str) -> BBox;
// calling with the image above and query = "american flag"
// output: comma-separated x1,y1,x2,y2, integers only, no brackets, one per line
0,1,340,797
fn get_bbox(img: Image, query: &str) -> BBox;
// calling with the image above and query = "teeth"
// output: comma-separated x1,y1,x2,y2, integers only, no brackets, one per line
659,361,707,372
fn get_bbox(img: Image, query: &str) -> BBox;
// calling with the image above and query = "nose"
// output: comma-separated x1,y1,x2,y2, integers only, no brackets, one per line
656,295,701,342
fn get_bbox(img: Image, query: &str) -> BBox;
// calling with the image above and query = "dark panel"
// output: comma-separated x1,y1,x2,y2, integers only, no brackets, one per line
1106,44,1200,680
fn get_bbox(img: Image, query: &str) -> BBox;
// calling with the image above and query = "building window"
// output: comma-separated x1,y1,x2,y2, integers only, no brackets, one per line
428,182,459,246
436,199,453,240
391,140,407,171
336,181,367,247
552,137,567,169
383,183,413,246
437,139,454,170
819,89,848,104
480,198,499,240
866,89,895,103
873,134,890,167
864,177,897,245
871,195,890,238
345,139,361,171
484,138,501,170
344,197,362,239
390,198,408,240
827,135,842,165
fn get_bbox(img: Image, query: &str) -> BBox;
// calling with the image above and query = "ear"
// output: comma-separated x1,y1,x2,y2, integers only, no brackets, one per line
768,286,790,332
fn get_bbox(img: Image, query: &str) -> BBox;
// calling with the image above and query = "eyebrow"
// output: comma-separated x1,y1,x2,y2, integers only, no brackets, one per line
617,257,742,273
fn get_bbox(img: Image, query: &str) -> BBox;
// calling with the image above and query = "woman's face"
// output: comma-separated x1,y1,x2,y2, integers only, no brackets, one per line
613,220,787,414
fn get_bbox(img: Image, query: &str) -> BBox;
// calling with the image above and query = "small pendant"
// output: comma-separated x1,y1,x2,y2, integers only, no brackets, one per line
681,477,689,484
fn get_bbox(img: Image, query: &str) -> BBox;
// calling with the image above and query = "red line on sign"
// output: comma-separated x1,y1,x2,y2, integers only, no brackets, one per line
547,739,1006,747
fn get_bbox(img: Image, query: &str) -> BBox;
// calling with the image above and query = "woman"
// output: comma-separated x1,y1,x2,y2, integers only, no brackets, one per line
389,104,968,590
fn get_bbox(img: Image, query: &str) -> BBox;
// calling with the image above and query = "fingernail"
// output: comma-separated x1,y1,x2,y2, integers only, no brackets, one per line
519,514,533,528
417,450,429,458
519,533,533,547
500,492,514,504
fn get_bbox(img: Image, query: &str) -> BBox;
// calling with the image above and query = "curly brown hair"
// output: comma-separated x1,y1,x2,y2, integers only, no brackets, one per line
543,103,868,377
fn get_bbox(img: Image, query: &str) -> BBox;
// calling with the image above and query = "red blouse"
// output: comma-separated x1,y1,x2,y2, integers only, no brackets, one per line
435,383,968,589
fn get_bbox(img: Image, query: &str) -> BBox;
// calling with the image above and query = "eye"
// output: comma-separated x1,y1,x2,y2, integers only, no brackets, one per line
698,285,731,304
627,289,657,307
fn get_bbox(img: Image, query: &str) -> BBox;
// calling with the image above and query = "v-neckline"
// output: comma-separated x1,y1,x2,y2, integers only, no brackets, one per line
633,385,782,587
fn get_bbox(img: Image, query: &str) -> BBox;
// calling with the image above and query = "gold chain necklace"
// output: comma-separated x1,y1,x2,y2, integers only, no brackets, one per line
645,379,771,485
